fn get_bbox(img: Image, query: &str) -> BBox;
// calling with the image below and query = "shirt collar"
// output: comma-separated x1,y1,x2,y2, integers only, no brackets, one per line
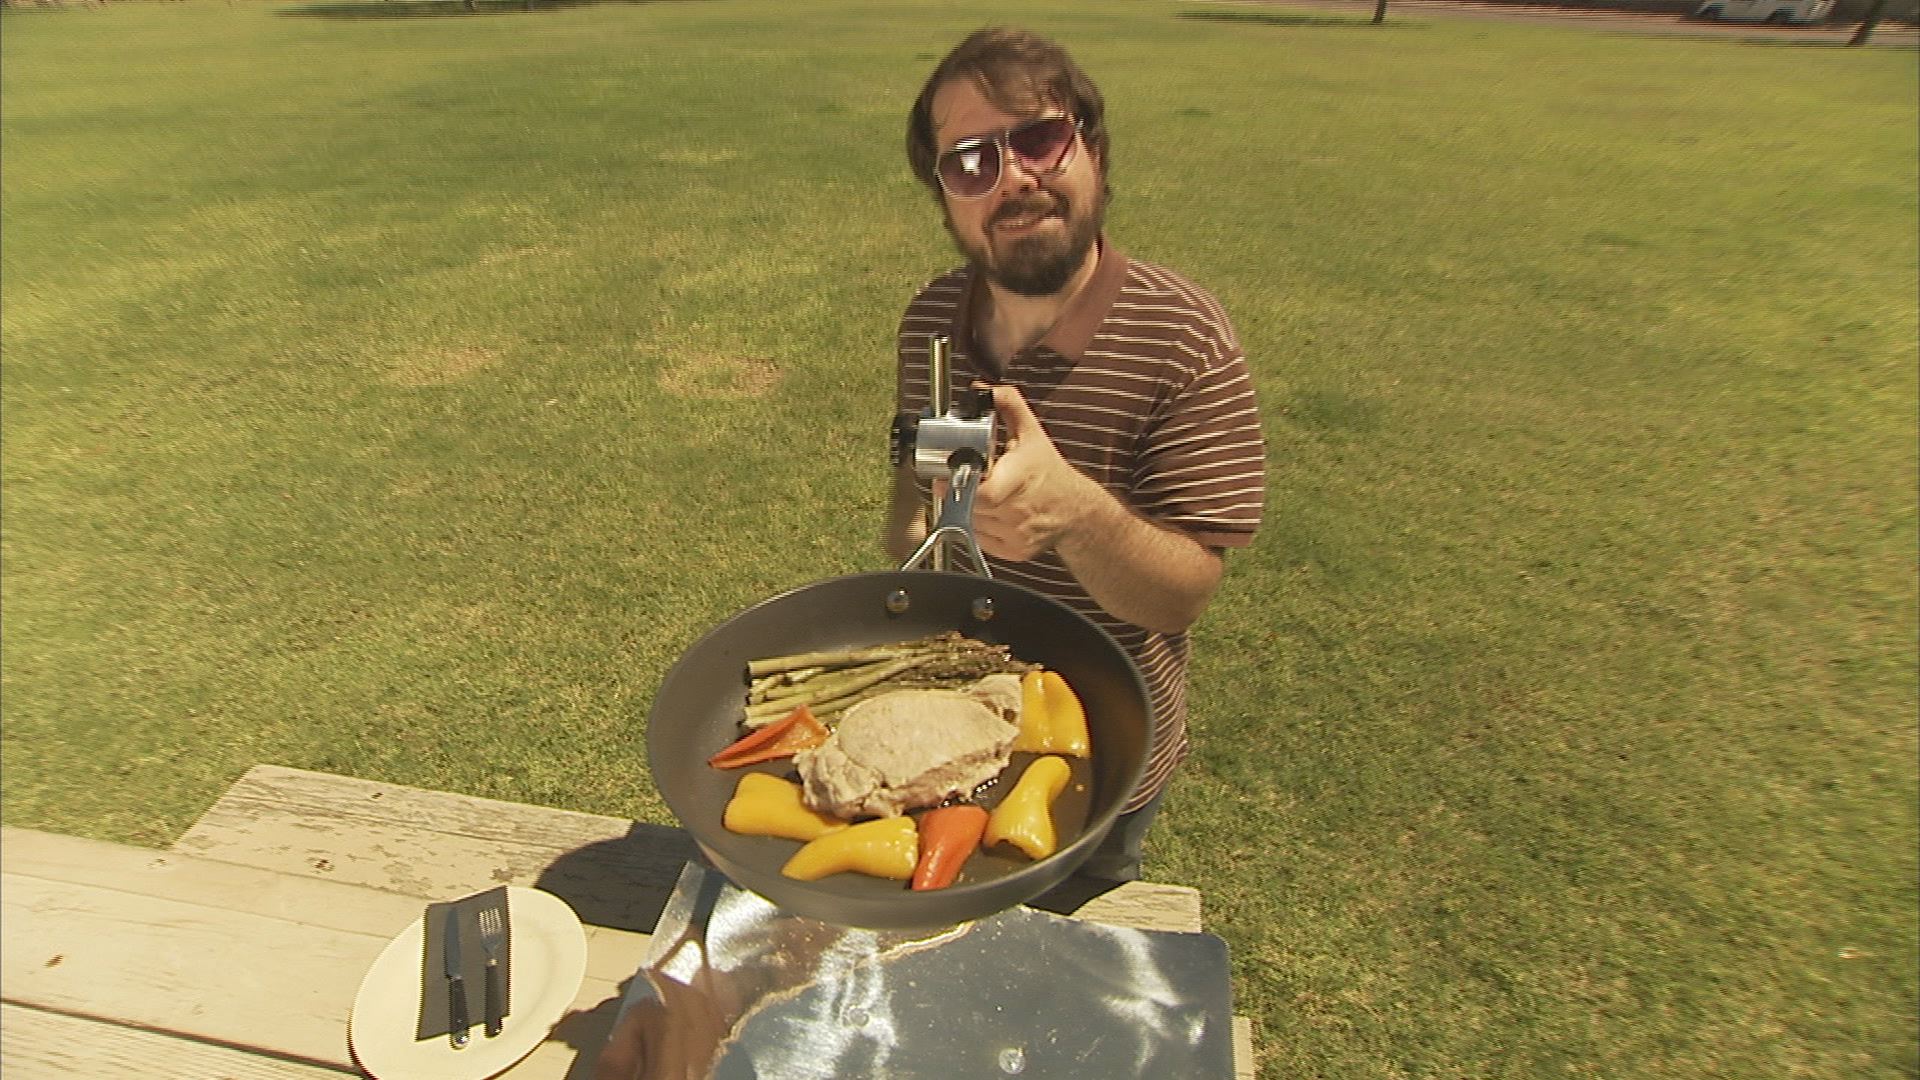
952,237,1127,371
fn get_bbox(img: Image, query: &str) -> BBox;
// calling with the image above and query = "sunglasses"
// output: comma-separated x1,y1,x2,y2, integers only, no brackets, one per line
935,115,1083,200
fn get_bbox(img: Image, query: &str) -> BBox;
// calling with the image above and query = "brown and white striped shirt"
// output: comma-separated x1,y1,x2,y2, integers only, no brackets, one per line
895,241,1266,812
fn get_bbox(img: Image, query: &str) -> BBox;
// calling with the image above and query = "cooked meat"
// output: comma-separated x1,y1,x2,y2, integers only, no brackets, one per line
795,689,1018,819
965,672,1025,726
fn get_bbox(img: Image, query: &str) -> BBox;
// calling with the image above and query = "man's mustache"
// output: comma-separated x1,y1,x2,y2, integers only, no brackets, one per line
991,193,1064,226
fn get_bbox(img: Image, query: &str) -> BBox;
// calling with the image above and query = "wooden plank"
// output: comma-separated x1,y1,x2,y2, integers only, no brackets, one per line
6,826,423,935
583,924,656,987
1233,1015,1258,1080
164,764,1226,1069
492,926,655,1079
497,968,626,1080
1,1002,353,1078
2,865,379,1069
174,765,698,935
1069,880,1203,934
3,828,652,1080
174,764,1205,934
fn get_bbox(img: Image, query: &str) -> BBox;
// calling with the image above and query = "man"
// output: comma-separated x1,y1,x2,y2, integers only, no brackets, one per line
887,28,1267,883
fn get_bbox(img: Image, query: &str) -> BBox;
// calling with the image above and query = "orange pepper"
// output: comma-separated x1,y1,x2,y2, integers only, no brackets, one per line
909,804,990,891
708,705,828,768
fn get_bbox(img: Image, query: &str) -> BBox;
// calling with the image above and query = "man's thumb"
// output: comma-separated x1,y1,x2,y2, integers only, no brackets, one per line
990,384,1041,438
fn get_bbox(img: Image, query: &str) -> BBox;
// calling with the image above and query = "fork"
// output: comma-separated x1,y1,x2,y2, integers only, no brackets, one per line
477,906,506,1038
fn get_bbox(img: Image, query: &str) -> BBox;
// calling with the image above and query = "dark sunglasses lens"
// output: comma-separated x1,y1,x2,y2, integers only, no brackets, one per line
1008,118,1075,170
938,141,999,198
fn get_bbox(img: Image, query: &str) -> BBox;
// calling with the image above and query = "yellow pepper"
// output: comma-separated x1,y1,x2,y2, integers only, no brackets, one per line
1011,670,1091,757
723,773,847,842
983,755,1072,860
781,816,919,881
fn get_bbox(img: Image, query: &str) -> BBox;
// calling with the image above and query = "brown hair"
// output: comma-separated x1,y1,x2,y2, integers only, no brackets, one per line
906,28,1110,201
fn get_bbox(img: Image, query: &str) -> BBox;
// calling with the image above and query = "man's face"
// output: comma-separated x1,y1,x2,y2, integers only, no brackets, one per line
930,78,1105,298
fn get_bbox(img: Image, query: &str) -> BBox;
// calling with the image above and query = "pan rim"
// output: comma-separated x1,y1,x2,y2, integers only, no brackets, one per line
645,569,1153,930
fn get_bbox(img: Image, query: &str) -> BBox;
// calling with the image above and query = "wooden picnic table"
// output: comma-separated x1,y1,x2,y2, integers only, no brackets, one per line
2,764,1254,1078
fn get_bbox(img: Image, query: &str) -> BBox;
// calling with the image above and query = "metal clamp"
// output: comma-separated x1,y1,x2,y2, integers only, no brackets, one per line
891,334,996,577
900,458,991,578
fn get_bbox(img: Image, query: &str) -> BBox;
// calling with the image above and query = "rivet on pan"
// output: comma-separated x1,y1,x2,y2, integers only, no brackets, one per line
885,589,911,615
970,596,996,622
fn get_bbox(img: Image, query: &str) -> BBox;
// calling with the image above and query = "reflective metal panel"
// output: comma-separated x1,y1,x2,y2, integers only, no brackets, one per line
600,864,1235,1079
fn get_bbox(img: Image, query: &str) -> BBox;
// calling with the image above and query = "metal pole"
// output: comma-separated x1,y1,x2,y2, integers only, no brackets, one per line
926,336,950,571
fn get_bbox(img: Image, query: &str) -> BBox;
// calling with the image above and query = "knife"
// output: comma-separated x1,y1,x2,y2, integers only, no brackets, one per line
443,907,470,1049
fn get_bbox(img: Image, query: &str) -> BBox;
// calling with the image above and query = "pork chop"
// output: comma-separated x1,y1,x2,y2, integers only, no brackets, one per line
965,672,1025,725
795,688,1019,819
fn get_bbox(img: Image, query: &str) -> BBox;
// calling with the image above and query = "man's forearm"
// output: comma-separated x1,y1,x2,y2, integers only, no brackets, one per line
1054,491,1223,636
883,464,929,564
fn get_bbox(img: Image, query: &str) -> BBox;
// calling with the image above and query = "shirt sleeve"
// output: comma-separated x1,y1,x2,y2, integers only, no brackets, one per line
1132,326,1267,549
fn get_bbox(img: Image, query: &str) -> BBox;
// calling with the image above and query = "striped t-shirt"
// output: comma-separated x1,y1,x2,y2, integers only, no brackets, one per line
895,241,1266,812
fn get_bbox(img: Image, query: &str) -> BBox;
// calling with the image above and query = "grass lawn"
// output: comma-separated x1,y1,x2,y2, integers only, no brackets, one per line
3,1,1915,1075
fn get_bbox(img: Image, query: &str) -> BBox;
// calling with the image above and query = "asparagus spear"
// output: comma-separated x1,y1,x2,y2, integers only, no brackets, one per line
743,656,930,723
738,633,1036,727
745,638,943,679
749,656,903,707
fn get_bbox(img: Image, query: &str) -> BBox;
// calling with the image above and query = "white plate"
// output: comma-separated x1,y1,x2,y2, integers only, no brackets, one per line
349,886,588,1080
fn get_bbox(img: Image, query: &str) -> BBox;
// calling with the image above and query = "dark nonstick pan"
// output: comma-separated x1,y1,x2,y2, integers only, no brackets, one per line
646,569,1151,931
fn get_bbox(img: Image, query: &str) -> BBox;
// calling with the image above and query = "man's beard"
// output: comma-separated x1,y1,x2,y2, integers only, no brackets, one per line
951,189,1104,298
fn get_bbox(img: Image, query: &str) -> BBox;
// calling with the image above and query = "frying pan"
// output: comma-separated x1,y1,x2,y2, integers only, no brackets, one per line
645,569,1151,930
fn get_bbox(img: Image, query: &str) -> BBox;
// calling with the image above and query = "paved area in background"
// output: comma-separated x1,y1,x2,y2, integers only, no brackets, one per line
1246,0,1920,45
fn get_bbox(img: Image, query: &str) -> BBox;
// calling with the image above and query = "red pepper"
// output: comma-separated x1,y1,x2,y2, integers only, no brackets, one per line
909,804,990,891
708,705,829,769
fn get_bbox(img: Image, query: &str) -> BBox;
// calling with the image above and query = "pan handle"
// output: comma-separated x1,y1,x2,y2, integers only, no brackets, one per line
899,458,992,578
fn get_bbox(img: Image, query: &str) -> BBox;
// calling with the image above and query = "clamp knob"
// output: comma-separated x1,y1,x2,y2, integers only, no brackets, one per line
956,385,994,421
889,411,920,469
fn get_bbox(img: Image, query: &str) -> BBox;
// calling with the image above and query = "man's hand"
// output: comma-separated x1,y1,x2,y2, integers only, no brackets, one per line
970,384,1223,635
908,383,1222,634
970,384,1105,561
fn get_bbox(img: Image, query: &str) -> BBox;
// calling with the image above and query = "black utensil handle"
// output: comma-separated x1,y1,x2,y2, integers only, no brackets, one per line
484,962,503,1037
448,975,470,1048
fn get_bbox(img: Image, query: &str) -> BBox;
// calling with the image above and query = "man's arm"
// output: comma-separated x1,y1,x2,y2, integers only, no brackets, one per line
1053,491,1224,635
883,462,929,565
971,385,1223,635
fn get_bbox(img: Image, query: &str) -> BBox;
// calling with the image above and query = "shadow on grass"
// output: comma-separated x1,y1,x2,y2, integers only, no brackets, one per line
1176,8,1424,28
277,0,699,18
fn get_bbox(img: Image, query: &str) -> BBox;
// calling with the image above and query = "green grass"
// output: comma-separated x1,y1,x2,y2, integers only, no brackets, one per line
4,2,1915,1076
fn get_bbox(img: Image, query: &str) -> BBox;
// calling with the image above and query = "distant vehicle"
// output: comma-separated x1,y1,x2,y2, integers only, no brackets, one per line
1691,0,1834,23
